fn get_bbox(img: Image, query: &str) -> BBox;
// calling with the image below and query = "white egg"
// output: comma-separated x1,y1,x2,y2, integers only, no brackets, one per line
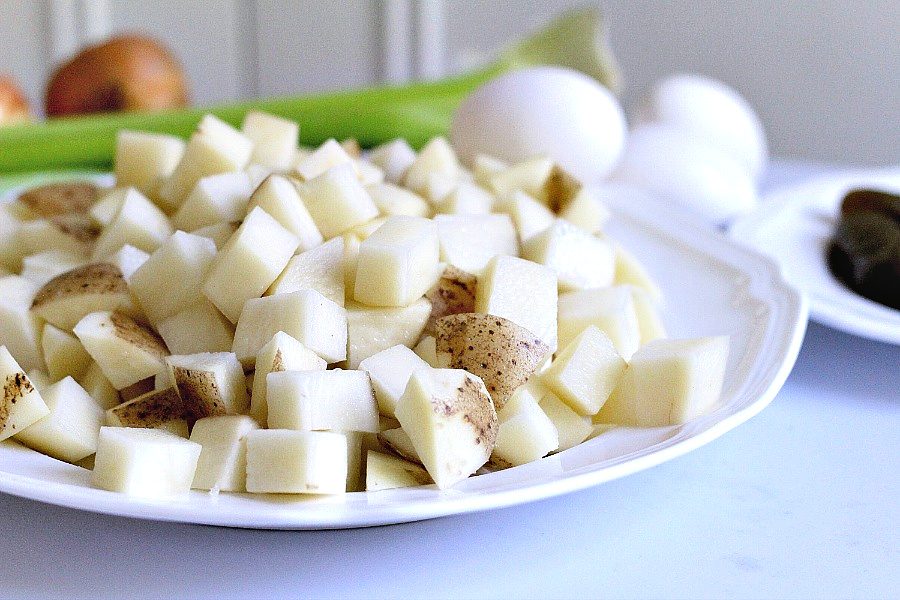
610,123,758,226
634,73,768,180
450,66,627,184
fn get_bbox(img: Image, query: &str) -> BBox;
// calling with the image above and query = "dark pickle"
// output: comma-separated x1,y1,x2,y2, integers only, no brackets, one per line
827,188,900,310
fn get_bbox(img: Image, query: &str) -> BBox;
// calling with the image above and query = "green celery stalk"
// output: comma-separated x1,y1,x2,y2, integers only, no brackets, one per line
0,8,617,175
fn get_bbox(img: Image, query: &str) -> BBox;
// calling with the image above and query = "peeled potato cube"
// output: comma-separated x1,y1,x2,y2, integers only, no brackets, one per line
345,298,431,369
491,385,558,467
366,138,416,184
202,206,300,323
366,450,432,491
434,213,519,276
189,415,259,492
20,249,86,286
266,236,345,305
166,352,248,424
249,331,327,426
538,390,593,451
294,138,355,181
232,289,347,367
77,361,119,410
106,386,188,437
0,346,49,441
366,182,429,218
494,190,556,243
433,181,495,215
595,336,730,427
114,130,186,197
129,231,218,326
73,310,169,390
433,313,549,410
156,299,235,356
522,219,616,292
41,322,92,381
246,174,323,252
91,426,201,497
158,114,254,212
557,286,641,360
241,110,298,170
487,155,554,201
377,426,421,464
245,429,348,494
91,187,173,260
2,275,45,371
613,241,664,304
171,171,252,232
539,325,627,416
557,185,611,234
295,162,379,239
630,285,667,345
475,254,558,354
358,344,431,418
14,376,104,463
394,368,497,489
265,369,379,433
353,215,440,308
402,137,460,196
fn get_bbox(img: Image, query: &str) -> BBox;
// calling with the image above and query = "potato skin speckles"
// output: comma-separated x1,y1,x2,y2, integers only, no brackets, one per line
31,263,127,310
1,371,34,424
424,265,477,335
109,311,169,358
18,181,100,217
109,386,185,427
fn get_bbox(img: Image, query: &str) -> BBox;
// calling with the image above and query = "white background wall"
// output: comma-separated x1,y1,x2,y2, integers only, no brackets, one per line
1,0,897,167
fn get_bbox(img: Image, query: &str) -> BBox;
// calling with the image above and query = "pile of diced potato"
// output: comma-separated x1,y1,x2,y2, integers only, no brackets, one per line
0,111,729,499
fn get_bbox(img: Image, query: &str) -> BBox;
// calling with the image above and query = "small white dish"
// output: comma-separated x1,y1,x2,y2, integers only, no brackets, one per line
0,181,807,529
730,168,900,345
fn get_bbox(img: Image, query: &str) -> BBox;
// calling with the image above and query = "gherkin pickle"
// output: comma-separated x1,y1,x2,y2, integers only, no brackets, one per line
827,188,900,310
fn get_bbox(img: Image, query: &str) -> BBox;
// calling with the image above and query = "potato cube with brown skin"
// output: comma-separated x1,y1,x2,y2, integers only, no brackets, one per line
2,275,45,371
129,231,218,326
73,310,169,390
202,206,300,323
433,313,550,410
114,130,186,197
353,215,440,308
394,368,498,489
266,369,379,433
232,289,347,367
166,352,248,425
170,171,252,232
366,451,433,491
595,336,730,427
266,236,345,305
423,264,477,336
92,426,202,498
475,254,558,354
539,325,627,416
245,429,348,494
0,346,49,441
249,331,327,426
189,415,259,492
30,263,132,332
106,386,188,437
14,376,105,463
294,162,379,239
246,174,323,253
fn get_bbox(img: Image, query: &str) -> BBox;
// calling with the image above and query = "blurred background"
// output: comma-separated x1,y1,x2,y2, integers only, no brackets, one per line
0,0,897,167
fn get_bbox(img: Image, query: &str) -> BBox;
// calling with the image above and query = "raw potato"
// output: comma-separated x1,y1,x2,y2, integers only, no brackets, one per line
249,331,327,426
394,368,498,489
265,369,379,433
1,275,45,371
166,352,248,424
424,264,477,335
245,429,348,494
31,263,132,330
366,451,432,490
106,386,188,436
358,344,431,418
433,313,550,410
16,181,99,218
189,415,259,492
0,346,49,441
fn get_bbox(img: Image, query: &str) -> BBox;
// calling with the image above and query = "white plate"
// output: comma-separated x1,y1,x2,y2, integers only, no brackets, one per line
730,168,900,345
0,184,807,529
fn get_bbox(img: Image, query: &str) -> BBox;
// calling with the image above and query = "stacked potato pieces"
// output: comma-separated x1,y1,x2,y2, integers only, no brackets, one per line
0,111,729,498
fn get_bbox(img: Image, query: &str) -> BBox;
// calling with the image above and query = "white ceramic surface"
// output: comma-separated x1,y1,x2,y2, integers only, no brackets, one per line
0,183,808,529
730,168,900,344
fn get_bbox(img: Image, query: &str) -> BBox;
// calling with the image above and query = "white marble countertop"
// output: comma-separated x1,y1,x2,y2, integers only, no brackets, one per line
2,164,897,600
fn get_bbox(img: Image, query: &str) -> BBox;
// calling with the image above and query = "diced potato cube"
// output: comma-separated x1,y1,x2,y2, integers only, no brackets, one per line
494,190,556,243
557,286,641,360
91,426,201,497
353,215,440,307
241,110,298,170
522,219,615,291
20,249,86,286
595,336,730,427
366,182,429,218
434,213,519,276
266,236,345,305
106,386,188,436
358,344,431,418
266,369,379,433
114,130,186,197
294,138,355,181
295,163,379,238
91,187,173,260
246,174,323,252
345,298,431,369
41,323,92,381
202,206,299,323
14,376,105,462
538,390,593,451
540,325,627,416
249,331,327,426
1,275,45,370
366,138,416,184
0,346,49,441
30,263,132,331
245,429,348,494
365,451,432,491
491,385,558,467
166,352,248,423
171,171,252,232
156,299,235,355
190,415,259,492
402,137,460,196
